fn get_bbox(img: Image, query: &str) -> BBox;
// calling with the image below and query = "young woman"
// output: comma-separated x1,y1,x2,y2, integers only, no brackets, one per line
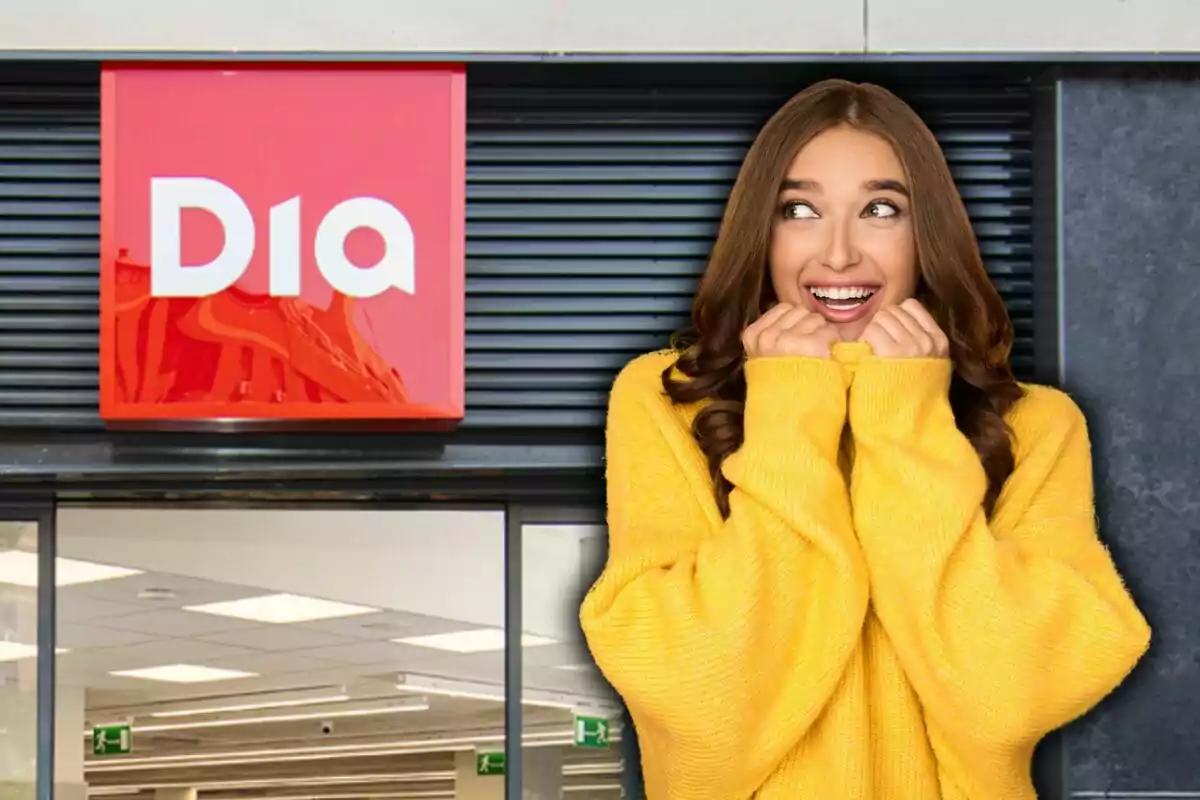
579,80,1151,800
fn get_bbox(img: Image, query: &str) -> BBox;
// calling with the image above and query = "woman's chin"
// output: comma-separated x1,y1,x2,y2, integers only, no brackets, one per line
832,319,869,343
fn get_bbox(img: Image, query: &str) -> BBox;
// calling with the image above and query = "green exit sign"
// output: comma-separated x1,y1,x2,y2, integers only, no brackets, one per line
476,750,505,776
92,725,132,757
573,715,610,748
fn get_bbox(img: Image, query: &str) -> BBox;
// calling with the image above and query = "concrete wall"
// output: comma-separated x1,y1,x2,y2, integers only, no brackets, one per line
1,0,1199,54
1054,71,1200,795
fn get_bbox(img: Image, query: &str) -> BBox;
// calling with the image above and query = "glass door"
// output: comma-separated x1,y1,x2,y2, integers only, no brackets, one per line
0,504,54,800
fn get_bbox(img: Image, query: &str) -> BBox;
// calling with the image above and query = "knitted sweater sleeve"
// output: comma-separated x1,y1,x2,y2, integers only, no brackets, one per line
846,356,1151,796
579,354,870,800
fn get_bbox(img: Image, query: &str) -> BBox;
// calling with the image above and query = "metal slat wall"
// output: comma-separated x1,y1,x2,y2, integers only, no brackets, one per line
0,63,1035,439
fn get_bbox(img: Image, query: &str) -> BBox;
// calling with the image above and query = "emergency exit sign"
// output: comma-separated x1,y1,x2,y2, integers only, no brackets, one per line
573,714,610,748
476,750,505,776
92,724,132,756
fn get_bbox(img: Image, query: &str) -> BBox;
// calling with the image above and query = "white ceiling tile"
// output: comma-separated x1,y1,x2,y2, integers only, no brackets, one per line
56,596,145,624
56,623,155,650
230,663,395,691
67,572,263,609
303,641,421,667
84,686,145,710
97,610,261,637
204,652,347,676
398,648,506,679
65,639,257,674
521,642,593,669
55,657,93,687
0,585,36,612
198,626,357,652
522,664,610,697
296,610,429,641
395,655,506,688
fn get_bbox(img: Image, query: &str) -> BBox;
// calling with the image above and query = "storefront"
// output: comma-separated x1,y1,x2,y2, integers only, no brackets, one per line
3,58,1045,800
0,60,1044,488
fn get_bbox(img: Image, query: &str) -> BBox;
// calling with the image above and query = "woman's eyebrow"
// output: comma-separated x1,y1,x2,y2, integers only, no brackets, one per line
780,178,820,192
864,179,910,197
778,178,910,196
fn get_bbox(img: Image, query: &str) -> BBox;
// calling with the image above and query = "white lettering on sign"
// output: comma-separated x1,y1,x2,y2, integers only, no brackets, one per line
149,177,416,298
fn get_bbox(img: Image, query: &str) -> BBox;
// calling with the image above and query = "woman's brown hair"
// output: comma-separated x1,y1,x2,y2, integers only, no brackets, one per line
665,79,1025,518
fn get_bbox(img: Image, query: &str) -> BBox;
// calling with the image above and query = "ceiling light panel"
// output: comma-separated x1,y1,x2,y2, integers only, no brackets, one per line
0,552,141,588
109,665,257,683
183,594,380,624
0,642,39,662
394,628,556,653
0,642,68,662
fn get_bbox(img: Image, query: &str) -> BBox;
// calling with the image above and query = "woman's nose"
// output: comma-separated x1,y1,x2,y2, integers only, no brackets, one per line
820,219,862,271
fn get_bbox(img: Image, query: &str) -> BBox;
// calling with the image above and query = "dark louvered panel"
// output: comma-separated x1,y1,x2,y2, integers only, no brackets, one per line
463,76,1035,428
0,64,1035,432
0,65,101,429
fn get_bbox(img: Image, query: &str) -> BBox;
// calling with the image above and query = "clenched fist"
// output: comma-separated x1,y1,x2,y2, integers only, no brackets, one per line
742,304,842,360
858,299,950,359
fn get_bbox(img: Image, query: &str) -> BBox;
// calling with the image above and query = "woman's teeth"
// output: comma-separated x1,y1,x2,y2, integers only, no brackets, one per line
810,286,877,309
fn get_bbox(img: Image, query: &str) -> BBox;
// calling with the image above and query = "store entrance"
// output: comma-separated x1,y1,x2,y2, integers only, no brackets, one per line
46,506,618,800
0,505,54,800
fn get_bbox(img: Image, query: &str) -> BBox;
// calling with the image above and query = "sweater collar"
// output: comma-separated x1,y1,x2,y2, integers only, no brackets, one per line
831,341,874,365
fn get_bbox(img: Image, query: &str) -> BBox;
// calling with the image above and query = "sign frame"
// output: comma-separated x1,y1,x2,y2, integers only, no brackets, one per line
92,724,132,756
573,714,611,749
98,62,466,428
476,749,506,776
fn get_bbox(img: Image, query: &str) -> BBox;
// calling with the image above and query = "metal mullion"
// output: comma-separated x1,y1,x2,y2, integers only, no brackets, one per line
503,503,523,800
36,502,56,800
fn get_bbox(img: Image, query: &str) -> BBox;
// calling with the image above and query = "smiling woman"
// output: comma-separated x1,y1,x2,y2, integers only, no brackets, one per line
579,79,1151,800
667,79,1025,518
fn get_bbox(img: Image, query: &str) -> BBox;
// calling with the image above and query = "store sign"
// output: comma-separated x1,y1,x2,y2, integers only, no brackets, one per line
92,724,132,756
99,64,466,426
476,750,506,776
573,714,610,748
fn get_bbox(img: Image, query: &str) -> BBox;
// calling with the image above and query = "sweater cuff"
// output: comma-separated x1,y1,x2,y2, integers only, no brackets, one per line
848,357,954,434
743,357,848,454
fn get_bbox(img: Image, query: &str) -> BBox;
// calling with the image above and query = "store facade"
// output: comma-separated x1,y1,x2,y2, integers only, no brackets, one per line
0,58,1041,800
2,54,1193,800
0,60,1044,487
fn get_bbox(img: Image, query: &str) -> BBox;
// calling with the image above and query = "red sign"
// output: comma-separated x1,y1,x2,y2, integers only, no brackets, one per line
99,64,466,426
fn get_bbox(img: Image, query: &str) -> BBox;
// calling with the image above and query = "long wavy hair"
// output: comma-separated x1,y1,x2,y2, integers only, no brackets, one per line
665,79,1025,518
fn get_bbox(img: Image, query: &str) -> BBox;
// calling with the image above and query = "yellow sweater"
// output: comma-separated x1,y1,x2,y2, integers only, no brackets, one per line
580,342,1150,800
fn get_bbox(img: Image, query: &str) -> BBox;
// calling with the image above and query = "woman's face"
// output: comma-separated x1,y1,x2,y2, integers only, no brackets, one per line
768,124,919,342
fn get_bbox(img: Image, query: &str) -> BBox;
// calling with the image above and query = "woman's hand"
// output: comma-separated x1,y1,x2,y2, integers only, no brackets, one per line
743,304,842,360
859,299,950,359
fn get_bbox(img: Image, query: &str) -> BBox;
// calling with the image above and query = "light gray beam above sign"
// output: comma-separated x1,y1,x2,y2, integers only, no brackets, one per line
867,0,1200,52
0,0,865,54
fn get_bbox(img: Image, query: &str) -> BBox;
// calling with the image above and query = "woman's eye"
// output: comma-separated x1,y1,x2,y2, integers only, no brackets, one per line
782,201,818,220
865,201,900,219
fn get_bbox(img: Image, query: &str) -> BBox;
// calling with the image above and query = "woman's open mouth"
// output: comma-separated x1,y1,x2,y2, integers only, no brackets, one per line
806,285,881,323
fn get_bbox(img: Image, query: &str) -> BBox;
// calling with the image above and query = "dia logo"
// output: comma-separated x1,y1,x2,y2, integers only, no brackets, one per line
150,177,416,299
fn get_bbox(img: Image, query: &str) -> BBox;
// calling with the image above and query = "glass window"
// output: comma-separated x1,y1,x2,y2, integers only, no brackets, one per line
521,520,624,800
0,519,40,800
55,506,505,800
